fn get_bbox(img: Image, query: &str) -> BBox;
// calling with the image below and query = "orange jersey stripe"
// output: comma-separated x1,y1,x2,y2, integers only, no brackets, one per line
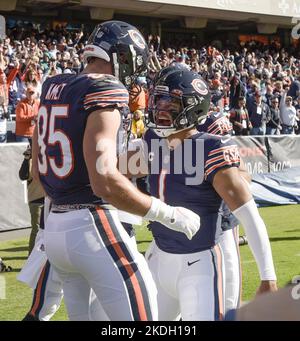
205,154,225,168
205,158,239,177
208,146,237,157
85,90,128,99
84,97,128,105
96,209,148,321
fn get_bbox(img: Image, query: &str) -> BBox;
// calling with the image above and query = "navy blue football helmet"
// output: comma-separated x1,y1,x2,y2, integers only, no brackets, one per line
153,63,190,85
147,69,211,137
83,21,149,87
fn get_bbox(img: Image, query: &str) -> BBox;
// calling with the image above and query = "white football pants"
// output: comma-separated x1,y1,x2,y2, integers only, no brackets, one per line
145,240,225,321
44,207,158,321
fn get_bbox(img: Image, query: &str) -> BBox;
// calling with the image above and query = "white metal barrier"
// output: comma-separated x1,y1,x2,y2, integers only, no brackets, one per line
0,143,30,231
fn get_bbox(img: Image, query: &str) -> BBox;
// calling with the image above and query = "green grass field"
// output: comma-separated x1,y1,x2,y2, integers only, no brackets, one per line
0,205,299,321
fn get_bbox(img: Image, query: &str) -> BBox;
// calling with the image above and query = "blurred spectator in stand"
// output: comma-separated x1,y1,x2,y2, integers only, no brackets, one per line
131,109,145,138
273,81,283,98
22,68,42,98
129,77,147,114
230,75,246,109
48,40,58,59
40,52,51,74
0,55,8,107
6,59,23,120
280,89,297,134
294,96,300,135
45,59,61,79
266,96,281,135
15,85,39,143
230,96,252,135
287,74,300,100
0,95,8,142
72,56,83,74
210,78,224,108
248,91,270,135
19,145,44,255
264,83,274,106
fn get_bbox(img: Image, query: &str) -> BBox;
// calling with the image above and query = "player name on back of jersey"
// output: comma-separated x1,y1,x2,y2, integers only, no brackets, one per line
45,83,67,100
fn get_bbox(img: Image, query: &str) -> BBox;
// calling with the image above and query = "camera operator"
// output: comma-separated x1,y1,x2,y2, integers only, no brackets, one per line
19,145,45,254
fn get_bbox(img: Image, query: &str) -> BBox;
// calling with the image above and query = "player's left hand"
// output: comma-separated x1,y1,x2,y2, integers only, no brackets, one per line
256,280,278,296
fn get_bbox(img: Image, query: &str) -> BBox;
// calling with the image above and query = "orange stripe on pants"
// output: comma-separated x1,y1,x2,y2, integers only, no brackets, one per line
214,244,224,320
96,208,149,321
30,262,47,315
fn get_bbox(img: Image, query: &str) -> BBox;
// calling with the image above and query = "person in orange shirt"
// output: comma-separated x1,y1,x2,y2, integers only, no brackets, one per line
129,77,147,114
15,85,39,143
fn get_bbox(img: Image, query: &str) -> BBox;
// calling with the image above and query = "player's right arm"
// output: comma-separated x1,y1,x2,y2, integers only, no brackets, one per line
83,108,200,240
239,157,251,184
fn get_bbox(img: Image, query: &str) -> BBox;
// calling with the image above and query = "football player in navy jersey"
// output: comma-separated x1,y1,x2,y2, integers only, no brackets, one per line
198,111,247,313
124,68,277,320
31,21,200,321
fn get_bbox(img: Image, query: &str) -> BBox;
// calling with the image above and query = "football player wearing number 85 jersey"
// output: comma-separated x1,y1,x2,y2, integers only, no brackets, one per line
32,21,201,321
124,68,277,320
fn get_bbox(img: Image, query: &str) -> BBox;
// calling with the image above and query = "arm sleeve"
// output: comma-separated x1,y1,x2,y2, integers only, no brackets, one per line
233,199,276,280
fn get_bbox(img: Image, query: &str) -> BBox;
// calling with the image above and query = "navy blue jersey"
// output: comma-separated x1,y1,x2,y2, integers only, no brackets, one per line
38,73,129,205
143,129,240,254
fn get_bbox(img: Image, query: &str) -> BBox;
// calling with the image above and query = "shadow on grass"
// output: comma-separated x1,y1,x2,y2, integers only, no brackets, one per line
0,247,28,252
136,240,152,244
2,256,28,261
269,236,300,242
0,268,22,273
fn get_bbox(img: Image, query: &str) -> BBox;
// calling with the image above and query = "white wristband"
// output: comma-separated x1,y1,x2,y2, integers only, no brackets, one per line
233,199,277,281
144,196,173,222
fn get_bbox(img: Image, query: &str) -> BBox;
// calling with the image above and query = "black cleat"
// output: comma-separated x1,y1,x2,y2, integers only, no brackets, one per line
0,258,13,272
22,313,40,321
239,235,248,246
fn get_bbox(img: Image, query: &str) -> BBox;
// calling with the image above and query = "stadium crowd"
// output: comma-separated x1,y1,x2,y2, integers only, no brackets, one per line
0,24,299,143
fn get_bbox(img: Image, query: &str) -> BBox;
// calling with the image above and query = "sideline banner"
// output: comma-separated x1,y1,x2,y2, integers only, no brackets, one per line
251,167,300,207
234,136,268,174
266,135,300,172
0,143,30,231
0,136,300,230
234,135,300,175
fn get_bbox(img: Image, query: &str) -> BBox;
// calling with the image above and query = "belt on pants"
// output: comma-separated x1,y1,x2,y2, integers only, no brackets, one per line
51,203,113,213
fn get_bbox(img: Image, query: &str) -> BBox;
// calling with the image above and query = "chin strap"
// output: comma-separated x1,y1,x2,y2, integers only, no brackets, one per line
112,52,119,80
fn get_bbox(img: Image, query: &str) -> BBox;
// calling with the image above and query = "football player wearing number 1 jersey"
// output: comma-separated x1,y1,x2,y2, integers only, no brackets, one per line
31,21,201,321
128,68,277,320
